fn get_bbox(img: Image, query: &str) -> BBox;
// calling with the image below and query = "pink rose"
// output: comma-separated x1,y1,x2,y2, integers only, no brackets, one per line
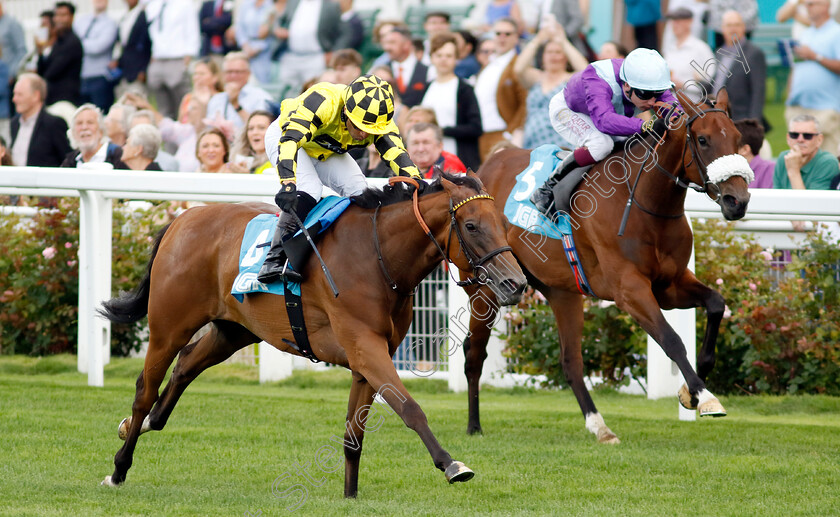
42,247,56,259
749,283,757,291
64,242,73,249
715,278,723,285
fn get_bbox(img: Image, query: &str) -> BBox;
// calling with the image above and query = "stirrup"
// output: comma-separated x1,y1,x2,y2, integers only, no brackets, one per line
281,259,304,283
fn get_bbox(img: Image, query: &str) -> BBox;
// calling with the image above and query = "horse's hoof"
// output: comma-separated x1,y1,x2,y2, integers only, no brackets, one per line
597,428,620,444
100,476,119,487
466,425,483,436
118,417,130,441
444,461,475,484
698,397,727,417
678,384,697,410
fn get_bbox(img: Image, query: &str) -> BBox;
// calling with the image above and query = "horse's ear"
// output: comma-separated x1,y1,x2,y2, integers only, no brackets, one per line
674,88,701,118
715,87,729,113
440,176,457,195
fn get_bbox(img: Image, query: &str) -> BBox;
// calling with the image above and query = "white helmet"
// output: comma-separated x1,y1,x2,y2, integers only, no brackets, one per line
619,48,674,91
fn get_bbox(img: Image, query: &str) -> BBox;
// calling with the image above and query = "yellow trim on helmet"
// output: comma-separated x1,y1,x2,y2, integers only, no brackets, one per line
344,107,398,135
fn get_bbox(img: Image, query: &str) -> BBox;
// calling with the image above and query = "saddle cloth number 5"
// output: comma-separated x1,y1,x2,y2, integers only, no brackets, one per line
512,161,544,202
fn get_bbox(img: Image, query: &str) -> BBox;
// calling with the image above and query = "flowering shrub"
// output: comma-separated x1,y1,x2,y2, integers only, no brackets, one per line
502,220,840,395
502,288,647,389
694,220,840,395
0,200,170,356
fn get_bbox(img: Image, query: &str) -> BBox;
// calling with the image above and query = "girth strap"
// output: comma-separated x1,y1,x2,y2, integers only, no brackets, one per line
282,277,320,363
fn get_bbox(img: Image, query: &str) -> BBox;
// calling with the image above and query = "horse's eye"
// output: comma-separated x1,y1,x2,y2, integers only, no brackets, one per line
465,222,478,233
698,136,708,146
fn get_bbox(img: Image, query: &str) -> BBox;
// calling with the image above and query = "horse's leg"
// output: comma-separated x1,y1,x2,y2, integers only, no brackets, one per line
102,335,185,486
461,283,497,435
136,321,257,436
616,272,726,417
545,288,620,444
342,371,377,498
655,270,726,410
347,332,474,484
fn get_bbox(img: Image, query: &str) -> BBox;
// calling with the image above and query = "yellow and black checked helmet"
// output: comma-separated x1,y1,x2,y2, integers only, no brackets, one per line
343,74,398,135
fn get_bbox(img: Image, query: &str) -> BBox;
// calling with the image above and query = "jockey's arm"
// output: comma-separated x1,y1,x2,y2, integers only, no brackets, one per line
374,132,422,179
584,79,644,136
275,90,335,183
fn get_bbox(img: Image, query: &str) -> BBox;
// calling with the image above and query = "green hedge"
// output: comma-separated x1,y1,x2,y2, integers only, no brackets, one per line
0,200,170,357
503,220,840,395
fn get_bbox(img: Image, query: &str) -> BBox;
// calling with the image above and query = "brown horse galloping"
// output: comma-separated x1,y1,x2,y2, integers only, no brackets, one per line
461,89,752,441
98,173,526,497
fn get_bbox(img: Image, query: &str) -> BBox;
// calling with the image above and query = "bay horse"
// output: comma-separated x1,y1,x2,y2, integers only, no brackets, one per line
98,173,526,497
461,89,752,442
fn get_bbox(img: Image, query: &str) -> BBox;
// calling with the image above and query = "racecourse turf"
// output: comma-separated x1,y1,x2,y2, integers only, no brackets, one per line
1,355,838,517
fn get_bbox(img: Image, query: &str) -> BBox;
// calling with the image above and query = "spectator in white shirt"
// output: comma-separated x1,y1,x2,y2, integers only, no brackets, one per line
474,17,526,160
274,0,342,92
205,52,273,130
74,0,119,111
662,8,715,102
145,0,200,119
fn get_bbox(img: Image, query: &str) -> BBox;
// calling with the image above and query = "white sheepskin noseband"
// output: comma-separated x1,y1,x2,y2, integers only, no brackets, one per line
705,154,754,185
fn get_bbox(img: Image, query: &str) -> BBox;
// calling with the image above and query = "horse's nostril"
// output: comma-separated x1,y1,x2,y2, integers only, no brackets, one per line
499,279,522,298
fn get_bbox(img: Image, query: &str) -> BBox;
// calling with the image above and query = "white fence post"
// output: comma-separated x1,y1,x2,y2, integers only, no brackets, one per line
259,341,293,383
78,190,112,387
647,217,696,421
446,275,469,392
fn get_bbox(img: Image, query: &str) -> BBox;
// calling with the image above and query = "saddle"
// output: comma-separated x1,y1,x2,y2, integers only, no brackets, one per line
551,162,594,217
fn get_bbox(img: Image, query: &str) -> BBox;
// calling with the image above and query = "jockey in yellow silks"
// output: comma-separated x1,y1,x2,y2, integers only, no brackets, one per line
259,74,422,283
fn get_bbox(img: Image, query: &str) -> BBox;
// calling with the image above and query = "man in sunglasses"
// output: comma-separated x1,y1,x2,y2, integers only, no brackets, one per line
530,48,679,217
773,114,838,194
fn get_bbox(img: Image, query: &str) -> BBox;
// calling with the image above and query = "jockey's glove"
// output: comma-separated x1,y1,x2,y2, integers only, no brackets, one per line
275,181,299,212
641,117,669,137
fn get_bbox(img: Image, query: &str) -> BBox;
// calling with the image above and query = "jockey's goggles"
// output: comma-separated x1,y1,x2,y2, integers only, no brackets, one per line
632,88,665,100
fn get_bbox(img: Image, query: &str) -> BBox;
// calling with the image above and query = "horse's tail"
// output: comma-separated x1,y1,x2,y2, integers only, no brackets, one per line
98,223,172,324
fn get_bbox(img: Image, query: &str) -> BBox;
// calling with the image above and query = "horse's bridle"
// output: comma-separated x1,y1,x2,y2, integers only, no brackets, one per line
620,104,728,231
372,176,512,296
648,103,728,199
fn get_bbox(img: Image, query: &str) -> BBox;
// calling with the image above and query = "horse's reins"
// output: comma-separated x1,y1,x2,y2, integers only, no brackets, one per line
618,103,727,236
372,176,511,295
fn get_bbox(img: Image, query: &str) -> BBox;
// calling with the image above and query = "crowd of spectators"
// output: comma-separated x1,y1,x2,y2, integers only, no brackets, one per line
1,0,840,216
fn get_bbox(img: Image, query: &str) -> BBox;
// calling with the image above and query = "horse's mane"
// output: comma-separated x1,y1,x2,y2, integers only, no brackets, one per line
350,172,483,209
616,99,718,159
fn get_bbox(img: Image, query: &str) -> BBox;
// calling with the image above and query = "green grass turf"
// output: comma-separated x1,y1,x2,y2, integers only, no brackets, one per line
1,355,839,516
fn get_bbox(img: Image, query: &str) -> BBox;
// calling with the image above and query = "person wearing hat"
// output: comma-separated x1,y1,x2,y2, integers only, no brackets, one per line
530,48,680,217
259,74,422,283
662,7,715,102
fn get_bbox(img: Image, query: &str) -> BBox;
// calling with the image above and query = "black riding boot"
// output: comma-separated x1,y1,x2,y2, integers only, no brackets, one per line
530,152,580,217
257,192,317,284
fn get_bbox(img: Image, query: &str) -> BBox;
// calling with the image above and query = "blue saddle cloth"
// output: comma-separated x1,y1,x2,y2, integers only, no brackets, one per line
503,145,595,296
231,196,351,302
503,144,572,239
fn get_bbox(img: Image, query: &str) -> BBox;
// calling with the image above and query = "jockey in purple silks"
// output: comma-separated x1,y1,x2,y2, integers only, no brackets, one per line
531,48,680,216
